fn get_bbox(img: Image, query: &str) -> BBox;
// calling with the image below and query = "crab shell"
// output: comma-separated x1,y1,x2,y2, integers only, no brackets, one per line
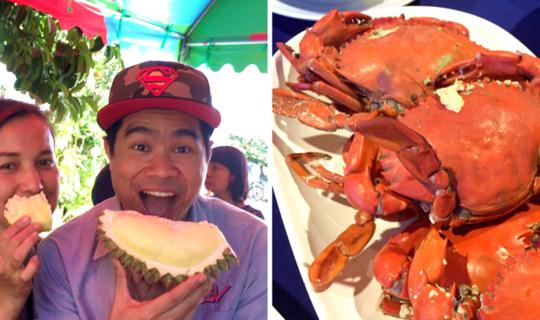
337,16,489,108
378,80,540,223
280,10,491,112
440,202,540,293
479,249,540,320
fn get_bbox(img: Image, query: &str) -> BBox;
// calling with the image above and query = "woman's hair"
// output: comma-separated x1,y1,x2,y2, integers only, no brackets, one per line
210,146,249,203
0,98,52,133
91,164,114,205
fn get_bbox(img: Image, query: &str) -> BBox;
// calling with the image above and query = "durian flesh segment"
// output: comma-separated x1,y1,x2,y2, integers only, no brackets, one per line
99,209,236,277
4,192,52,231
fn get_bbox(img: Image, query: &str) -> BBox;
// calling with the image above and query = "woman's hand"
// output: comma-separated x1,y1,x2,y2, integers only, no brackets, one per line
0,215,41,320
108,258,212,320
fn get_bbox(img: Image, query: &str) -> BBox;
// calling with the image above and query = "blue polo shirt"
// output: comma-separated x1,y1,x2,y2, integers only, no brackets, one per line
33,196,267,319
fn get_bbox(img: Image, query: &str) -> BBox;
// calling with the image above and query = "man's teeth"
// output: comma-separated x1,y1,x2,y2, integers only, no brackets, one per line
143,191,175,197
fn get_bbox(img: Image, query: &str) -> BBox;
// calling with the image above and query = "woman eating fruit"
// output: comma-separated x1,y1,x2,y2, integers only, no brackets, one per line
0,98,59,320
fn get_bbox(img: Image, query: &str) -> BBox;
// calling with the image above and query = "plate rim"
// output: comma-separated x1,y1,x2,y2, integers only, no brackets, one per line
272,0,415,21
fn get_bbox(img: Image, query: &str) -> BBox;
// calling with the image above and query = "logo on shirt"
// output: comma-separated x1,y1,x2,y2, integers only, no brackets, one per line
203,284,231,303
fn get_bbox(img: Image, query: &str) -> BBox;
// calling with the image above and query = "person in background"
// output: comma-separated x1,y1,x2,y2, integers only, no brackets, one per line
91,164,114,205
0,99,60,320
205,146,264,219
33,61,267,319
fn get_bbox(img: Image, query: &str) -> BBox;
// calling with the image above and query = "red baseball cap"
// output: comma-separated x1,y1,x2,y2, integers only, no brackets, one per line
97,61,221,130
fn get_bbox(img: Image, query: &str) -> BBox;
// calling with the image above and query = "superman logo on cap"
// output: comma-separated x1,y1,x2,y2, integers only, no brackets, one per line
136,66,179,96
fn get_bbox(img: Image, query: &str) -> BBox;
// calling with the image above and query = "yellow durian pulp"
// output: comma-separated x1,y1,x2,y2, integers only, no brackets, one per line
98,209,238,288
4,192,52,231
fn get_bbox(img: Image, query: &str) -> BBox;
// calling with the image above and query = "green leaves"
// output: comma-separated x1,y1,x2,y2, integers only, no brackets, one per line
227,134,268,168
0,2,125,222
53,108,109,220
0,1,123,121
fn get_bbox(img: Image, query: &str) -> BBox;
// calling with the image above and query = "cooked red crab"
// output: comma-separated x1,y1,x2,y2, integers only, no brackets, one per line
277,9,490,113
273,51,540,294
375,202,540,319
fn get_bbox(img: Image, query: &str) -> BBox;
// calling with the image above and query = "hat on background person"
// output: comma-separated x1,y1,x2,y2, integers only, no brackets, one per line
97,61,221,131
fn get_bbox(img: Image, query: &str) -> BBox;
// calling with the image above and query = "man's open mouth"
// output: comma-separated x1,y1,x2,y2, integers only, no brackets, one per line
140,190,177,217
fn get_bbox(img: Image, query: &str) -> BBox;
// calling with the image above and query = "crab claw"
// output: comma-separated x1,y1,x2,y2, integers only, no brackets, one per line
309,211,375,291
414,274,456,320
435,51,540,89
343,132,412,217
276,10,372,113
378,293,413,318
285,152,344,194
408,228,456,319
272,88,351,131
308,10,372,49
353,117,457,221
373,218,430,299
277,10,371,76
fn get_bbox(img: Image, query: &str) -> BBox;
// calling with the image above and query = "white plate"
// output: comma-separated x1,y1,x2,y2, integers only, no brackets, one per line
273,0,414,20
272,6,533,320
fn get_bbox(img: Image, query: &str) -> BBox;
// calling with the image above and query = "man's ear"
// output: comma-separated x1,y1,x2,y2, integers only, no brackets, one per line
104,137,112,161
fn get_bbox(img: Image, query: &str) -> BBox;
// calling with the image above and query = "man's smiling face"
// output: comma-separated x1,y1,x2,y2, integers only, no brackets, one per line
105,109,209,221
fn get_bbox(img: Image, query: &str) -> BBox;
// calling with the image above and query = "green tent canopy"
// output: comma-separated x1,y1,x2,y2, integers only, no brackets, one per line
181,0,267,72
68,0,268,72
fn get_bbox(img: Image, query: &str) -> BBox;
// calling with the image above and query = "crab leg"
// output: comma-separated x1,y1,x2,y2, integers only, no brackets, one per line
286,80,363,113
285,132,412,217
288,78,364,112
309,211,375,291
343,132,387,214
308,60,359,99
272,88,355,131
285,153,344,194
290,134,415,291
284,151,408,214
273,87,397,131
435,51,540,89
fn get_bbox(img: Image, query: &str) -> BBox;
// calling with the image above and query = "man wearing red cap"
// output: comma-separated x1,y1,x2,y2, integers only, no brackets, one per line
33,61,267,319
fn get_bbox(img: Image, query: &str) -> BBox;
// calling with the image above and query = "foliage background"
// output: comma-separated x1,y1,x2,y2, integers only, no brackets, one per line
0,1,123,221
227,134,269,205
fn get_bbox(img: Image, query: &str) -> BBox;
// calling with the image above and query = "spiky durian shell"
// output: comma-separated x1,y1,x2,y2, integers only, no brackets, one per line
4,192,52,231
97,209,238,290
